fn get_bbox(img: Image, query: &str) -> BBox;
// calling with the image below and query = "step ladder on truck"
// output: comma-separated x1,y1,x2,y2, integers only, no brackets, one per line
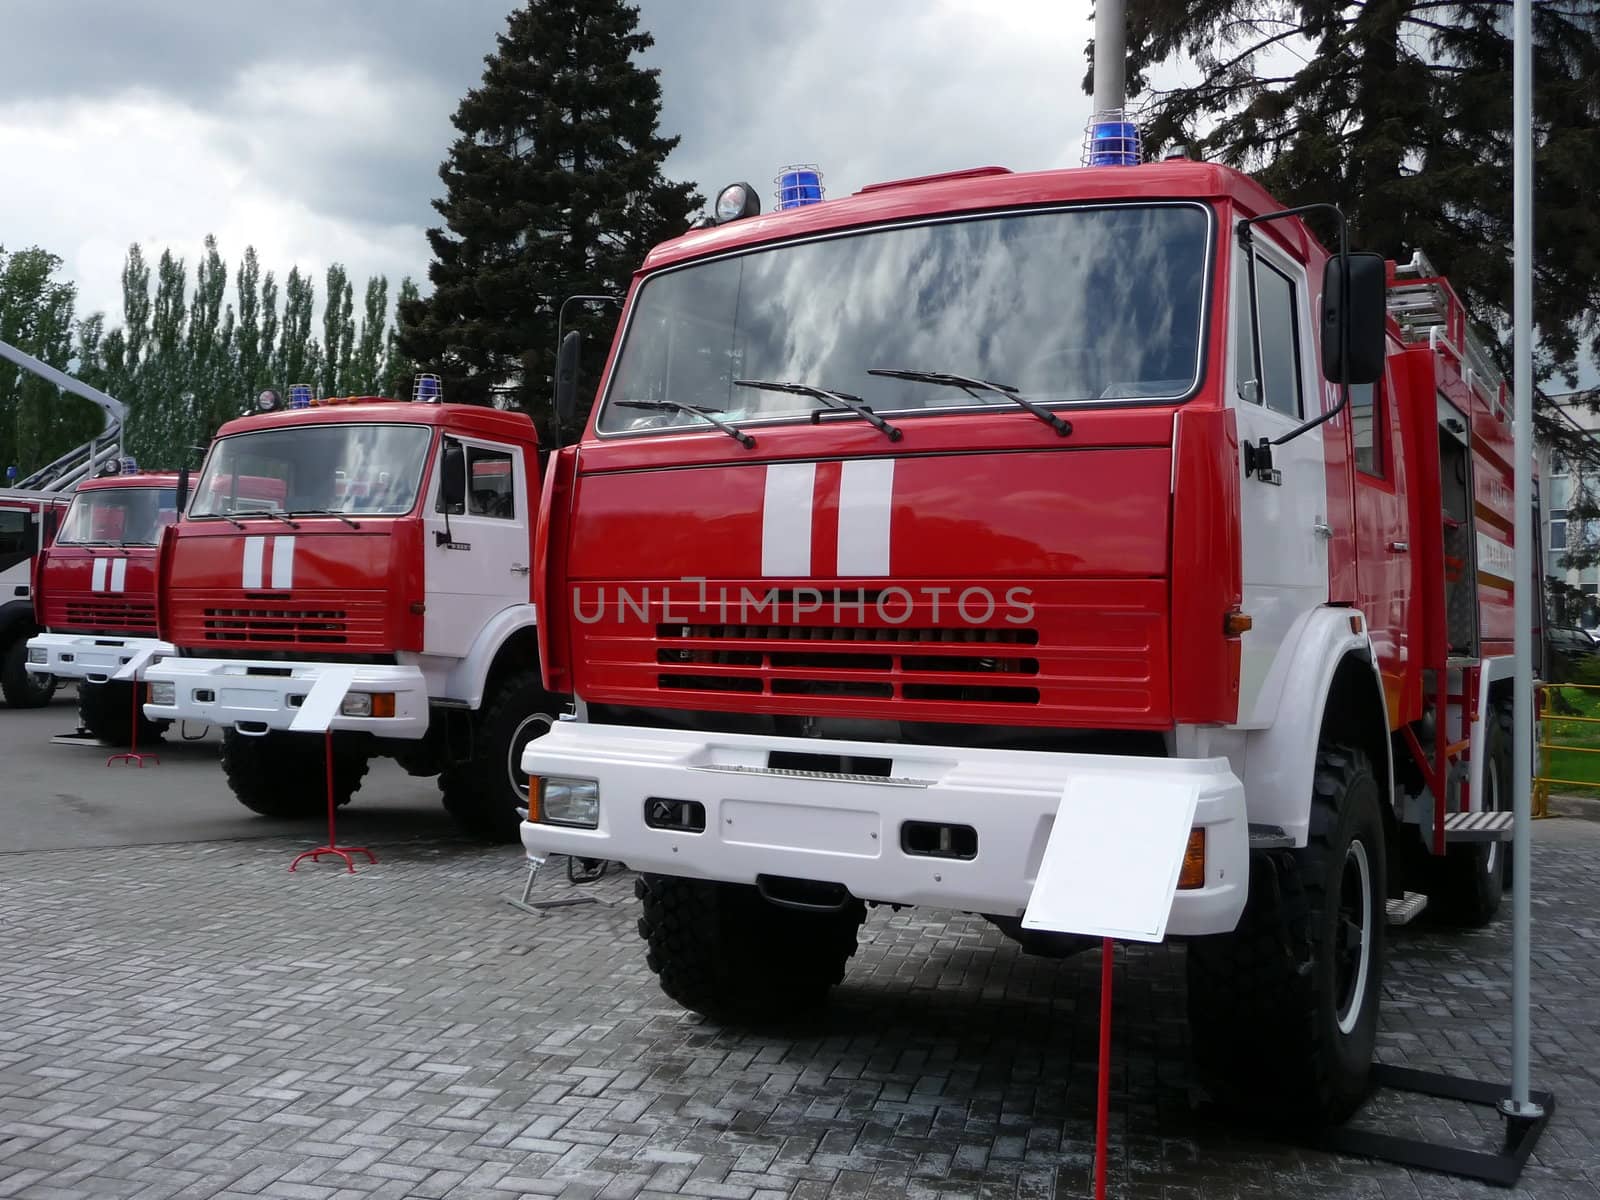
0,337,131,711
518,158,1529,1128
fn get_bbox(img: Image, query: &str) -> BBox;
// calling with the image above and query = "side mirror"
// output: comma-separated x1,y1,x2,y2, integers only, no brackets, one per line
438,440,466,514
1321,252,1387,386
554,329,583,428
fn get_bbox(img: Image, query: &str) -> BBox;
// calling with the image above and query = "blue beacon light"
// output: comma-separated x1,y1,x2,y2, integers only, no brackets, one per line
775,165,825,210
289,383,314,409
1084,113,1142,167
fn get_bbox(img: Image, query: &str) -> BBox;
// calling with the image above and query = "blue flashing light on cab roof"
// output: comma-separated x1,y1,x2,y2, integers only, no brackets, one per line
775,165,825,210
289,383,314,409
413,373,443,403
1084,112,1142,167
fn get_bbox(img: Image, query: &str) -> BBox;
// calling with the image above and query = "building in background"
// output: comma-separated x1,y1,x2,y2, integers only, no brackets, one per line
1538,392,1600,629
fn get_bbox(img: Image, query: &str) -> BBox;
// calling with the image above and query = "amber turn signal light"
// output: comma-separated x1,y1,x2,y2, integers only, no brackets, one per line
370,693,396,719
1223,611,1253,636
1178,829,1206,889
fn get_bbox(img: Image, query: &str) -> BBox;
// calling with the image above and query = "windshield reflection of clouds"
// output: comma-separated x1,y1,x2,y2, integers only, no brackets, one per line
191,425,433,517
600,205,1209,434
59,489,177,546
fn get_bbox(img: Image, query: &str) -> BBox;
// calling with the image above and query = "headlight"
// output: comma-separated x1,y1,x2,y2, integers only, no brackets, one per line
339,692,395,718
714,181,760,223
27,647,46,665
538,776,600,828
148,681,176,706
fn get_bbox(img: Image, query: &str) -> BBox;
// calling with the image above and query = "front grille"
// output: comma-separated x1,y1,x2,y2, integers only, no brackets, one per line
63,597,157,634
654,623,1042,705
203,607,349,644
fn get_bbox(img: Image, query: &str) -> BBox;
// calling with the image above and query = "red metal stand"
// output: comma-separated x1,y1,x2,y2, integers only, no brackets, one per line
106,681,158,767
1095,937,1114,1200
289,730,375,873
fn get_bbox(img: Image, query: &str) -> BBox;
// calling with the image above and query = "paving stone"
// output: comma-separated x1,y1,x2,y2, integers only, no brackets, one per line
1,820,1596,1199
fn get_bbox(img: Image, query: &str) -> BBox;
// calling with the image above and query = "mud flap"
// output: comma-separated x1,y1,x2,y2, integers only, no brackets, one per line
1021,773,1200,942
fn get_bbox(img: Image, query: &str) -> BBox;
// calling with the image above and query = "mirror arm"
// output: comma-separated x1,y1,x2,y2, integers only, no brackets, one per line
553,294,624,451
1236,201,1352,448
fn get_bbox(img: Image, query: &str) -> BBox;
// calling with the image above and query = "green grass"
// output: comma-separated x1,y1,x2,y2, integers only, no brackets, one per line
1540,686,1600,788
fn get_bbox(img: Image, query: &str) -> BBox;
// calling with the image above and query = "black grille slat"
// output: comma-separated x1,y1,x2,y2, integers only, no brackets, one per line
63,599,157,633
657,623,1039,645
651,624,1042,706
203,607,349,645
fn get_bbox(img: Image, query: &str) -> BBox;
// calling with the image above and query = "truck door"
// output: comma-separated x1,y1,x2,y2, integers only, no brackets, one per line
1350,365,1411,726
0,504,37,598
422,437,530,659
1229,236,1332,724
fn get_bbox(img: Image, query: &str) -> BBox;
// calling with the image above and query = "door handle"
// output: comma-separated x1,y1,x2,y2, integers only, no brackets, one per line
1313,522,1333,539
510,563,530,576
1389,541,1409,553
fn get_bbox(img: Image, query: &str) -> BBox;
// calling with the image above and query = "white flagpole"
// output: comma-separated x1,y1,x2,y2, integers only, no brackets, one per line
1504,0,1542,1121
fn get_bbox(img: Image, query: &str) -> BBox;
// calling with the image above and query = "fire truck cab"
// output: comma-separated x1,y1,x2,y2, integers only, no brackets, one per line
26,469,183,743
521,160,1528,1125
143,383,561,840
0,488,71,708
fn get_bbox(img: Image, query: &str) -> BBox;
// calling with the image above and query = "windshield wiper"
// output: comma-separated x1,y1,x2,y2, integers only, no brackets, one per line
733,379,902,442
615,400,755,449
228,508,301,528
868,368,1072,437
290,508,361,529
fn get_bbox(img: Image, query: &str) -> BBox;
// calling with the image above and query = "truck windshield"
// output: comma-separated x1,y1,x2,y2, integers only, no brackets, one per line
57,488,178,546
598,203,1210,435
190,424,433,518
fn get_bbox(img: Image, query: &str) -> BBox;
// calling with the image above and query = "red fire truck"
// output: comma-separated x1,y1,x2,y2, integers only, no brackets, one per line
518,160,1528,1124
142,383,561,840
0,488,72,707
26,470,183,743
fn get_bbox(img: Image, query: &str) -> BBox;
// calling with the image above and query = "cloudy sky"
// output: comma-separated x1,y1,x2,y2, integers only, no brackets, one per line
0,0,1116,323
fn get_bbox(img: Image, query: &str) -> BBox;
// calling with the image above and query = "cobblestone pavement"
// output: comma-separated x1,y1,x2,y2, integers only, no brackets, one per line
2,816,1597,1199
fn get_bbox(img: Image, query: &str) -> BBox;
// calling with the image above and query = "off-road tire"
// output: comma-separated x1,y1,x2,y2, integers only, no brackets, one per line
1430,705,1511,926
634,874,866,1021
1186,745,1386,1128
1,634,56,708
220,730,369,818
438,670,556,843
78,680,168,747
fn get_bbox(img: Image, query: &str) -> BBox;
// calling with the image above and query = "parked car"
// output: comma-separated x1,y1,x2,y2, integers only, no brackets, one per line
1547,625,1600,682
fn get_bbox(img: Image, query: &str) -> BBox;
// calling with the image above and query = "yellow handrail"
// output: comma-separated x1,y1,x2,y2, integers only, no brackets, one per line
1531,682,1600,817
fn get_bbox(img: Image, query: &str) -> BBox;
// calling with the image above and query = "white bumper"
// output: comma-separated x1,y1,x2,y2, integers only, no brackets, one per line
25,632,172,683
142,656,430,737
521,722,1250,938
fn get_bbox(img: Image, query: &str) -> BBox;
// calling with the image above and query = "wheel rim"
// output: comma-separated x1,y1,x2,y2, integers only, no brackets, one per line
505,712,553,802
24,672,55,703
1335,839,1373,1036
1484,755,1502,879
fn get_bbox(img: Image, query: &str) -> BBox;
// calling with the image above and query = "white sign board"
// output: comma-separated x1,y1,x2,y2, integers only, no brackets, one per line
288,668,357,733
1021,773,1201,943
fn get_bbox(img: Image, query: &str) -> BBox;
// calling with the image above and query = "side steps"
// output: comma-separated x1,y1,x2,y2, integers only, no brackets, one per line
1442,810,1515,841
1386,891,1429,926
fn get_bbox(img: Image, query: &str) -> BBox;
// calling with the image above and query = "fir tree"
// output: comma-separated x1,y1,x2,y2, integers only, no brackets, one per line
400,0,700,432
1095,0,1600,427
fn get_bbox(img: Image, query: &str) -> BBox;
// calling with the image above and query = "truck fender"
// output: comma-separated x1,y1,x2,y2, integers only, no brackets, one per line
439,602,540,710
1239,606,1392,846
